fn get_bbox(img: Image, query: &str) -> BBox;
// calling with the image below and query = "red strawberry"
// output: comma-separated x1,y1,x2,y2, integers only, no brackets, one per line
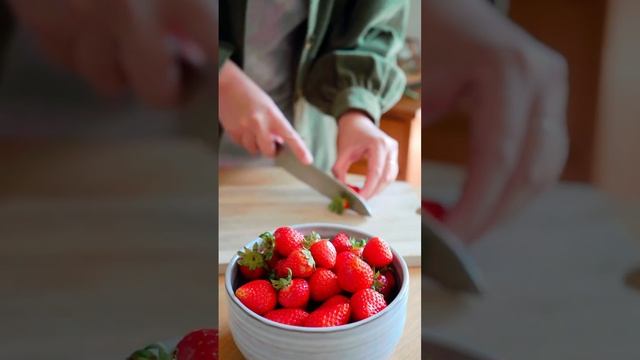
331,232,352,253
373,270,396,301
337,256,374,293
422,199,447,221
274,258,289,278
174,329,218,360
317,295,350,310
128,329,219,360
304,303,351,327
278,249,315,278
362,237,393,268
351,288,387,321
258,231,279,269
328,194,350,214
310,240,337,269
309,268,341,302
237,244,266,280
271,271,310,309
274,226,304,257
235,280,276,315
265,252,281,271
334,251,357,274
347,184,362,193
264,309,309,326
349,238,366,257
302,231,321,249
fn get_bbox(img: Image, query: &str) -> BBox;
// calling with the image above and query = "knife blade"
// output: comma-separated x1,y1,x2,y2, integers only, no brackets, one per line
275,145,372,216
423,214,484,293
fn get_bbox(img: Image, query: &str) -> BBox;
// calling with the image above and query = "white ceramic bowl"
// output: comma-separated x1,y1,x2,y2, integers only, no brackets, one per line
225,223,410,360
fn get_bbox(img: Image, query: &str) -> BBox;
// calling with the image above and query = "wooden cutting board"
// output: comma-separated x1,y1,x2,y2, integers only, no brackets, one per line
218,166,421,272
422,162,640,359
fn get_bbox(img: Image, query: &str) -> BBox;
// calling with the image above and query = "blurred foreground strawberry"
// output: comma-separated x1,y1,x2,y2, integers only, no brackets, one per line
128,329,218,360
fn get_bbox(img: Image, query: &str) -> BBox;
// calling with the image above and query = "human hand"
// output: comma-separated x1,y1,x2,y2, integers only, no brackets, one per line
423,0,569,241
333,111,399,199
218,61,312,164
8,0,217,106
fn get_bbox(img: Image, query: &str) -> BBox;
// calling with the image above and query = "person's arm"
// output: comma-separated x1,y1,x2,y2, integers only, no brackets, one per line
301,0,409,124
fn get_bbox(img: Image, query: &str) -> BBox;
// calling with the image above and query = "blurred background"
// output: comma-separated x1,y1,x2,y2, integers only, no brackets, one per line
0,25,217,360
422,1,640,359
423,0,640,232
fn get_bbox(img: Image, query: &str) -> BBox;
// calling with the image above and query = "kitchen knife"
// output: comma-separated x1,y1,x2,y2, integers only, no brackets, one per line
423,214,484,293
275,145,372,216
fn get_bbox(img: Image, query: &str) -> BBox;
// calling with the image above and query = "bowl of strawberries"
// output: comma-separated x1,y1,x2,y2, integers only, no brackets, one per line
224,223,409,360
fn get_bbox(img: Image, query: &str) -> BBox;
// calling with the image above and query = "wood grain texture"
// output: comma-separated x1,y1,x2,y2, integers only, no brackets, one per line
218,268,421,360
218,166,421,272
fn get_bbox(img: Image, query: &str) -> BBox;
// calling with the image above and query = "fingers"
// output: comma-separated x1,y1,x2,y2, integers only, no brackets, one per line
360,147,384,199
444,70,531,242
73,32,125,97
256,126,277,158
114,5,180,107
273,117,313,165
240,132,258,155
332,149,361,183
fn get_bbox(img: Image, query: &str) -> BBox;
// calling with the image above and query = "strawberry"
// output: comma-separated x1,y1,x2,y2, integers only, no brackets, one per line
302,231,321,249
331,232,352,253
309,268,341,302
373,269,396,301
334,251,357,274
265,309,309,326
351,288,387,321
362,237,393,268
422,199,446,221
235,280,276,315
317,294,350,310
274,226,304,257
278,248,315,278
337,256,374,293
328,194,350,215
265,252,281,271
348,238,366,257
310,240,337,269
304,303,351,327
174,329,218,360
271,270,310,309
347,184,362,193
237,244,266,280
258,231,279,269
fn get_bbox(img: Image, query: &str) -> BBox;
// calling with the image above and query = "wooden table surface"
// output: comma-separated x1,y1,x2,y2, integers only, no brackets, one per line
219,268,421,360
219,166,421,272
0,141,219,360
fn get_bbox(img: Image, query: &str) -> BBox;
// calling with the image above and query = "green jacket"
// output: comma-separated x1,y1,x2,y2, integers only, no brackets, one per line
220,0,408,170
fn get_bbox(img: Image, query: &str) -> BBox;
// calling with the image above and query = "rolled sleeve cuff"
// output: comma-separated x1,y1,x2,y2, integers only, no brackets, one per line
218,42,234,70
331,87,382,125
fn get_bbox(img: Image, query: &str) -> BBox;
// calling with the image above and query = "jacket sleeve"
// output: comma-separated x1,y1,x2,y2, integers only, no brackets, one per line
302,0,408,124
